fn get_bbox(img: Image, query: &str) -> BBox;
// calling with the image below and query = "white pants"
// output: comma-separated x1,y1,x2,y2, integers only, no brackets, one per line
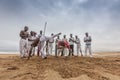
48,43,53,55
85,44,92,57
40,41,47,58
57,49,63,56
19,39,28,58
63,48,69,56
76,44,82,56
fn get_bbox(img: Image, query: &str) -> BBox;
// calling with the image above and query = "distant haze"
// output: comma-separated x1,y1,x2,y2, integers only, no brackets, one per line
0,0,120,52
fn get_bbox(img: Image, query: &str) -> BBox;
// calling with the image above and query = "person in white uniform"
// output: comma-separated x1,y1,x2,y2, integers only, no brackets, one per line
55,36,61,57
48,33,54,55
37,30,42,56
62,35,68,56
69,34,74,56
28,31,37,56
19,26,29,58
28,32,61,59
74,35,83,56
84,32,92,57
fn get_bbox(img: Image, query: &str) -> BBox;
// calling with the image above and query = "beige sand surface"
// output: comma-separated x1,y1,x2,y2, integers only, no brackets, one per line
0,52,120,80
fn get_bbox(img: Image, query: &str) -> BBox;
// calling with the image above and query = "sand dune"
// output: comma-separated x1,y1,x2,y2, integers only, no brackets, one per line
0,52,120,80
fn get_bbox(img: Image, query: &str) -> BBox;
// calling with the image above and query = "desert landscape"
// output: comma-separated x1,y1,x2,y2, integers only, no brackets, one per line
0,52,120,80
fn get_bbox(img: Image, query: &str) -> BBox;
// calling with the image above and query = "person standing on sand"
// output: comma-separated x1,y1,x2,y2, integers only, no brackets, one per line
84,32,92,57
74,35,83,56
28,31,37,57
62,35,68,56
37,30,43,56
69,34,74,56
55,36,61,57
19,26,29,58
48,33,54,55
39,33,61,59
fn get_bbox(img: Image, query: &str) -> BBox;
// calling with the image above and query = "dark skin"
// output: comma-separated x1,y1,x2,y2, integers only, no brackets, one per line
84,33,91,42
63,35,66,39
69,34,73,41
56,36,60,43
28,31,36,41
20,26,29,39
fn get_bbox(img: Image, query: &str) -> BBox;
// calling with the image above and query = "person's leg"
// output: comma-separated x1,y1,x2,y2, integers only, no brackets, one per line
69,45,71,56
51,43,53,55
48,43,51,55
55,45,57,57
37,45,40,56
72,45,74,56
88,45,92,57
41,47,47,58
79,46,83,56
77,45,79,56
19,39,24,58
24,39,28,57
64,48,68,56
85,45,88,56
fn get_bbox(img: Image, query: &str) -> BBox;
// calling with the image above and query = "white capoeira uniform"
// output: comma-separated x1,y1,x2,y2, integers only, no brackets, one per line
28,35,37,56
39,33,61,58
48,36,54,55
84,36,92,57
75,38,82,56
62,38,68,56
19,38,28,58
39,35,47,58
63,47,69,56
55,38,61,56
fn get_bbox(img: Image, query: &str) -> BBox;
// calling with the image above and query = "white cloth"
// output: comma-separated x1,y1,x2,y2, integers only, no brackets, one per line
85,45,92,57
39,35,48,58
84,36,91,45
75,38,82,56
28,36,37,55
69,37,74,45
63,47,69,56
19,39,28,57
48,43,53,55
84,36,92,57
48,36,54,55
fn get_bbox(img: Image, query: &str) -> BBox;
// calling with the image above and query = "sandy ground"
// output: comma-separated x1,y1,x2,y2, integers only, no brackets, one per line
0,52,120,80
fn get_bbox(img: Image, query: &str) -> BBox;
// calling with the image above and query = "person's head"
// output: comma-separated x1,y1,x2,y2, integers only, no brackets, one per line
75,35,78,39
63,35,66,38
40,30,42,35
51,33,54,36
85,32,88,37
30,31,34,36
24,26,28,32
70,34,72,38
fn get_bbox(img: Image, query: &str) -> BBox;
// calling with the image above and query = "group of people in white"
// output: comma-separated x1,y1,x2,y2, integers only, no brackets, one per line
19,26,92,59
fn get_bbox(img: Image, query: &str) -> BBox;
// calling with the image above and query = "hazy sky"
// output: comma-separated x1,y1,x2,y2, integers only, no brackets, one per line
0,0,120,52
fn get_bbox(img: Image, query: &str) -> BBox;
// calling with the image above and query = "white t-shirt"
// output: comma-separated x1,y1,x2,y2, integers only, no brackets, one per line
69,37,74,45
84,36,92,45
75,38,80,45
49,36,54,43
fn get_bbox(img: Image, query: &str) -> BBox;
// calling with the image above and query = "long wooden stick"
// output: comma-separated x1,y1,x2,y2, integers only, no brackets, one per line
43,22,47,35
